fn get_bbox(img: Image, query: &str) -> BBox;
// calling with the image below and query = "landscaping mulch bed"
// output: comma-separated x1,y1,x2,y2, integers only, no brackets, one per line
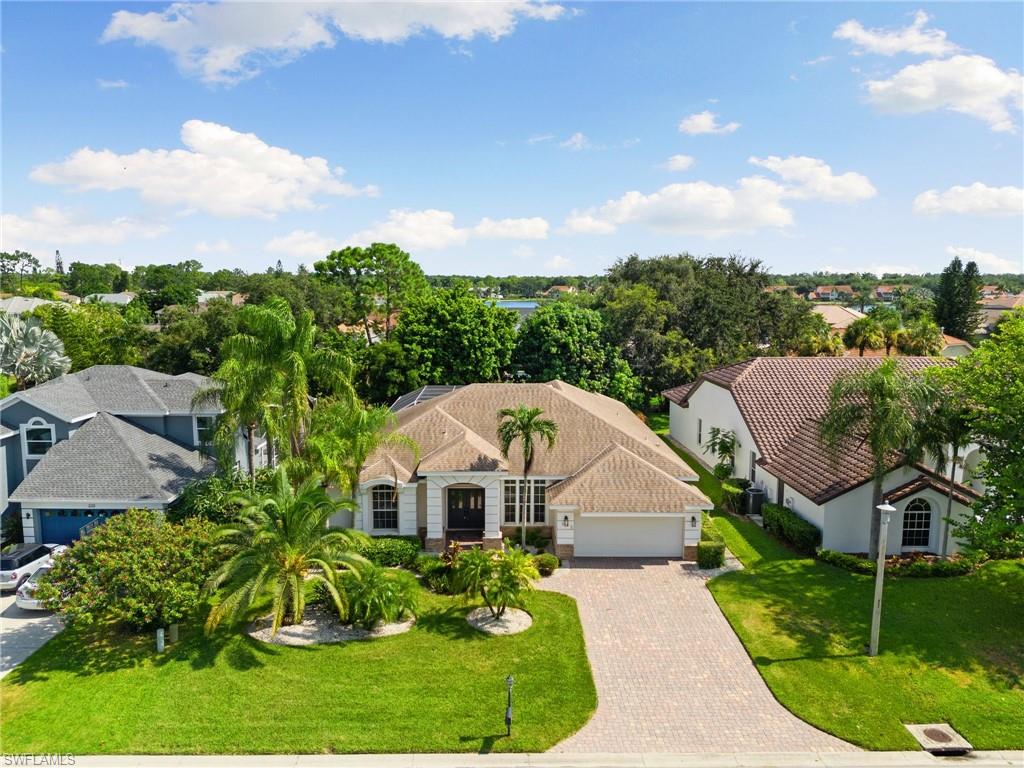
466,606,532,635
247,605,414,646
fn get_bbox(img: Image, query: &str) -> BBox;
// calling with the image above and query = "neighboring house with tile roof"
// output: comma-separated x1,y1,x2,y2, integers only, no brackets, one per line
977,293,1024,336
0,365,265,544
663,357,984,556
811,303,866,331
350,381,712,559
812,285,855,301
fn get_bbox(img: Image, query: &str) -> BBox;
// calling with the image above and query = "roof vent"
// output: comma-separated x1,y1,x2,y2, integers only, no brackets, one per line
904,724,972,755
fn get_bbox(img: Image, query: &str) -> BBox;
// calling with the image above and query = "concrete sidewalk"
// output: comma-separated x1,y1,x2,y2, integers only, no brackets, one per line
56,751,1024,768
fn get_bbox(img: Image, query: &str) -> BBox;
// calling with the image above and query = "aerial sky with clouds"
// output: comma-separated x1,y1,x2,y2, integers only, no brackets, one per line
2,2,1022,277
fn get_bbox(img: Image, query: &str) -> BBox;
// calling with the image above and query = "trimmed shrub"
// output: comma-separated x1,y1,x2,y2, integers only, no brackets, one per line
533,552,560,576
888,554,978,578
697,540,725,569
762,503,822,554
720,483,743,515
356,536,421,568
701,515,725,544
816,548,875,575
414,554,455,594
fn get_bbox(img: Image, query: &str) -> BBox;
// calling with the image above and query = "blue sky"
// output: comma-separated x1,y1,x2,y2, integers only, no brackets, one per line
2,2,1022,276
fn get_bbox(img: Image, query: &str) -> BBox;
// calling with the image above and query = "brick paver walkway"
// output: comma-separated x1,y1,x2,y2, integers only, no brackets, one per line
545,558,855,753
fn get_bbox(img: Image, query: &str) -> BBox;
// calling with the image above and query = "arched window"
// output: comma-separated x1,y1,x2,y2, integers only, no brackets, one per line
902,498,931,548
21,417,55,460
371,484,398,530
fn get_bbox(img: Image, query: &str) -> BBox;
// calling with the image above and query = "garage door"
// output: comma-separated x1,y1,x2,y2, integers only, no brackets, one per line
574,516,684,558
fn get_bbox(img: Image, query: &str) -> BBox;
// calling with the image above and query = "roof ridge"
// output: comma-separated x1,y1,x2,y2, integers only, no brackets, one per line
130,369,170,414
101,414,173,498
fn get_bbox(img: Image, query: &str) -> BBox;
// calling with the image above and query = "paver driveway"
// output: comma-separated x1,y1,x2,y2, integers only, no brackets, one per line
545,558,855,753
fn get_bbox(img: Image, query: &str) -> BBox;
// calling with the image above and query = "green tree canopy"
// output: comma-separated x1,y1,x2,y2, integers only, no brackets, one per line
934,256,982,340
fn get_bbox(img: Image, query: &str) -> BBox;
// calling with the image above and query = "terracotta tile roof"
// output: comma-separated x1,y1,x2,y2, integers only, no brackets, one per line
664,356,950,504
885,472,980,507
661,382,696,406
547,443,711,512
361,380,708,512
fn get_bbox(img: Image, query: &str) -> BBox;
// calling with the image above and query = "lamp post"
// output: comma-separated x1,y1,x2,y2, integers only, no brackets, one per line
869,502,895,657
505,674,514,737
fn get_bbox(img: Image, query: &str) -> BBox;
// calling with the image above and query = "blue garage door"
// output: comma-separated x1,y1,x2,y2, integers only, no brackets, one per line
38,509,119,544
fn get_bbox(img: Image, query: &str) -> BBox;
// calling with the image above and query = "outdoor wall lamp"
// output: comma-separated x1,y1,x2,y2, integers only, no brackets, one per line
561,514,570,528
690,515,697,527
23,511,31,520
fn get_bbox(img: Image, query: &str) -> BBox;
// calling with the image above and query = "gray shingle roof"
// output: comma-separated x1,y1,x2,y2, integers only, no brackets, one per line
8,365,217,422
10,413,215,504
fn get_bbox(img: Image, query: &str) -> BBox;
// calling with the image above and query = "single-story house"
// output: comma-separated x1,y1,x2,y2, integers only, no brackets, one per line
84,291,137,306
344,381,712,559
811,303,865,331
663,357,983,556
1,365,265,544
977,293,1024,336
0,297,57,316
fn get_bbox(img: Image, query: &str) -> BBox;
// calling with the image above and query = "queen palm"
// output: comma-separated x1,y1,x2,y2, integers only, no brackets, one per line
843,316,884,357
205,467,366,635
497,405,558,548
820,358,929,559
292,398,419,496
0,313,70,389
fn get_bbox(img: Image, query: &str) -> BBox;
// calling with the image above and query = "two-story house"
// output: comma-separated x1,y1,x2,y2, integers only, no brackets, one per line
0,365,262,544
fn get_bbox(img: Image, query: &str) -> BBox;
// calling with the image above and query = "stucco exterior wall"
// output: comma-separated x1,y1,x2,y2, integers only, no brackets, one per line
667,384,760,483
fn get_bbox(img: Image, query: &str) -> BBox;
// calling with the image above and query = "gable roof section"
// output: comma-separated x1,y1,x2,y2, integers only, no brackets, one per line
547,443,711,513
10,413,215,504
417,429,509,474
5,365,216,422
885,472,981,507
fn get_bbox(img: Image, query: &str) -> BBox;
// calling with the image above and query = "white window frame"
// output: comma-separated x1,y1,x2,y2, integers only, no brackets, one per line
370,484,399,531
502,479,549,525
21,417,56,473
192,415,217,447
901,498,932,550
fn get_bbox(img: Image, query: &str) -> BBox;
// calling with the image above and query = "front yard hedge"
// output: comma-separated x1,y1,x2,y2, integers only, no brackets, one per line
816,548,982,578
698,515,726,568
762,503,821,554
356,535,421,568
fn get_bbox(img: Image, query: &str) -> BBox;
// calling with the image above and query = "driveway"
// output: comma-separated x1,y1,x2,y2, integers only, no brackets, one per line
0,592,63,679
544,558,854,753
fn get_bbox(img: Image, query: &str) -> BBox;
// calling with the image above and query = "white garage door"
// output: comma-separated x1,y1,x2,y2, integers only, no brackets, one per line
574,516,684,557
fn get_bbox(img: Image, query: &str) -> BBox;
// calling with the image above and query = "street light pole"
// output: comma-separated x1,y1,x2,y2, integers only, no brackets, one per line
869,502,895,657
505,674,514,737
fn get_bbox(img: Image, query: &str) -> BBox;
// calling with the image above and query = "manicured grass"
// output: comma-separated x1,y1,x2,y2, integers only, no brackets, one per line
0,588,595,754
660,439,1024,750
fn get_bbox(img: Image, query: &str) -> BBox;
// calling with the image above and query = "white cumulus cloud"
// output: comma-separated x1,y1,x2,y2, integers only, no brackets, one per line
678,110,740,135
30,119,377,219
195,238,232,254
560,210,618,235
344,209,549,251
834,10,960,57
748,155,876,201
945,246,1022,274
663,154,695,172
560,132,590,151
265,229,335,258
1,206,168,246
102,2,566,85
913,183,1024,216
865,55,1024,133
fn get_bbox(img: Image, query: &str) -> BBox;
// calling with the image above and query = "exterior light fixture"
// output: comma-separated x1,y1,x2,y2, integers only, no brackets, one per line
561,514,570,528
690,515,697,527
869,501,896,657
505,674,515,736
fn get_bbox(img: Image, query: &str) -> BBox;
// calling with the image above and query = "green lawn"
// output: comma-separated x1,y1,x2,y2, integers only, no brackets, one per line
0,589,596,754
656,433,1024,751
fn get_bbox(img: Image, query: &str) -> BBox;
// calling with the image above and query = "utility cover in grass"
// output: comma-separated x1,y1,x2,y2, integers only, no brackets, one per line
248,605,414,646
467,607,532,635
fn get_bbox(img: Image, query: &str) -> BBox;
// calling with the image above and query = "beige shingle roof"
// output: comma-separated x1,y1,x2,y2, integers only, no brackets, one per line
362,380,709,513
548,443,710,512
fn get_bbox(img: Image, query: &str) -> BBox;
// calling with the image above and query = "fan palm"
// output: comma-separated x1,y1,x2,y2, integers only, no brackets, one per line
497,405,558,548
820,358,929,559
899,318,944,356
0,312,71,389
204,467,366,635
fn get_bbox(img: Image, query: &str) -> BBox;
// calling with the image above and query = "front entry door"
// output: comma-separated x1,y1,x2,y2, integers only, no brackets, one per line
447,488,485,530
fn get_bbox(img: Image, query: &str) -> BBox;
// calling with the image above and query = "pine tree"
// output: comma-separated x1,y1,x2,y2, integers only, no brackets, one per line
934,257,982,340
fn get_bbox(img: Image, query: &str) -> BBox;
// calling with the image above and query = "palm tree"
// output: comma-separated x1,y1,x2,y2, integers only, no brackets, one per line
899,318,944,356
497,405,558,548
880,316,905,356
843,316,884,357
916,368,972,557
203,297,355,471
820,359,929,559
0,312,71,389
204,467,366,635
293,398,418,495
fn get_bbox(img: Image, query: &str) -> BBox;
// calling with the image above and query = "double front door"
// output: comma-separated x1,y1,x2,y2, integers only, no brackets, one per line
447,487,485,530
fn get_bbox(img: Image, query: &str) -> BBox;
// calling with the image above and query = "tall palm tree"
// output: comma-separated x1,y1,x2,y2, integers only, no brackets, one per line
880,316,905,356
202,297,355,472
820,359,929,559
205,467,366,635
289,398,419,495
0,313,71,389
899,318,944,356
916,367,972,557
843,316,884,357
497,405,558,548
